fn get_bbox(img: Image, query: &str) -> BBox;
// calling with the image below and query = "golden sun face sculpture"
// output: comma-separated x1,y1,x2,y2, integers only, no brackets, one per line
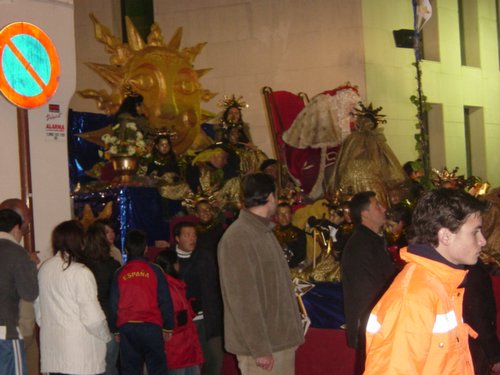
78,14,217,154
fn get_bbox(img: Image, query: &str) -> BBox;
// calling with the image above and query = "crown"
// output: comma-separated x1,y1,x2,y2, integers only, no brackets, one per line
154,129,176,139
276,186,304,207
324,187,354,210
465,176,490,197
181,193,218,214
351,102,387,127
431,166,465,188
217,94,248,110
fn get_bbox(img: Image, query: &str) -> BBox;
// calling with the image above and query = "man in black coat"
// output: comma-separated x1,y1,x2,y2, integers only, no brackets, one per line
174,220,224,375
341,191,396,374
464,260,500,374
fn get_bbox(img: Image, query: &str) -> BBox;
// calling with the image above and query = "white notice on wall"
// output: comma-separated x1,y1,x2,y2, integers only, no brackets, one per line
45,103,66,141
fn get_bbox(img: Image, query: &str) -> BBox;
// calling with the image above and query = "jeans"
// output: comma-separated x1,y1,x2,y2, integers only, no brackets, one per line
194,320,223,375
119,322,167,375
105,338,119,375
0,338,27,375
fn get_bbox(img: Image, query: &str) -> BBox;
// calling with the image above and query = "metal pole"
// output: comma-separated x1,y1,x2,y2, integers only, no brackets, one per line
16,107,36,254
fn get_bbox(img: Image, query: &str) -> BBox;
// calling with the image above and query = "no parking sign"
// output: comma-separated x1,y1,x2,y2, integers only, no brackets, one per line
0,22,60,108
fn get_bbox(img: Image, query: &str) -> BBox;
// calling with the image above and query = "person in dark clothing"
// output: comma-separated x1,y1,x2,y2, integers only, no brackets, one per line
0,199,40,375
403,160,425,201
194,200,226,373
385,202,413,267
174,220,224,375
0,209,38,375
146,135,180,178
340,191,396,375
273,203,306,268
194,200,225,258
83,222,121,375
464,259,500,374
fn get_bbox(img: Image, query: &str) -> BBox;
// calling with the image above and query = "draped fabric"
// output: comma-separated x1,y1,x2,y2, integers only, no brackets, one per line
302,282,345,329
73,187,168,255
263,87,360,199
328,127,410,207
283,88,360,149
68,110,113,188
262,89,321,195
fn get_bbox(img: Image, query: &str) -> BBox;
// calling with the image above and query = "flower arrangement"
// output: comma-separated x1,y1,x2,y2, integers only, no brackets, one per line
100,122,147,159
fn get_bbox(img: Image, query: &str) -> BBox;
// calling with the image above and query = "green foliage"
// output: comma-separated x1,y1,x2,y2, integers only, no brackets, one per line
409,59,432,187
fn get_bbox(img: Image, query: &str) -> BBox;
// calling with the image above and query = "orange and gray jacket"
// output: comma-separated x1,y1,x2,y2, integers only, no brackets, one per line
364,246,476,375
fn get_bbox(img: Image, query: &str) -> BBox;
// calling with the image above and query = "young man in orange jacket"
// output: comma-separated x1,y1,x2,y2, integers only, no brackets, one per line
364,188,488,374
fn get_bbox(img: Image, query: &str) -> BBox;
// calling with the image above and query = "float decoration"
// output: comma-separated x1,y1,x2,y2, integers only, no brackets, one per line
79,13,217,154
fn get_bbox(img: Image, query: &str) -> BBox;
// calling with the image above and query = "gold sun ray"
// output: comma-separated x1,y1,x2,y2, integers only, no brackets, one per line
166,27,183,50
125,16,146,51
79,13,217,154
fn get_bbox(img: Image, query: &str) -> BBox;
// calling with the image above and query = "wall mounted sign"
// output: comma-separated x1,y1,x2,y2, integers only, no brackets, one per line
0,22,60,108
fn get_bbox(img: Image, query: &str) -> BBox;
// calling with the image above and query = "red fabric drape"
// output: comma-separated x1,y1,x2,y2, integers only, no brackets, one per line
263,89,322,194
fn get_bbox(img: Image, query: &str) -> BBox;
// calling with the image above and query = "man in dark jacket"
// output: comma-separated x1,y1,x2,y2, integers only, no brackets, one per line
0,209,38,375
341,191,396,374
174,218,224,375
0,199,40,375
464,260,500,374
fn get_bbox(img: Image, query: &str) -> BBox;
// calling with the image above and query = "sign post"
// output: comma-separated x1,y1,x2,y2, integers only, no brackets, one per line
0,22,60,253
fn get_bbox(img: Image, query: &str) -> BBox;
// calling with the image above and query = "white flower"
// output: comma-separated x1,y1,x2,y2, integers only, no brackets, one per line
126,122,137,131
101,124,147,157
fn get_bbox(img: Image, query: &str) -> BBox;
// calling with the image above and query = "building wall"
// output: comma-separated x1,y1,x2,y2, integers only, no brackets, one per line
0,0,75,259
71,0,368,157
362,0,500,186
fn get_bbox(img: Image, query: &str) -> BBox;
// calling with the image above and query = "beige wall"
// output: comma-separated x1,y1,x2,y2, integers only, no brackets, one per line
71,0,367,156
71,0,119,111
363,0,500,186
0,0,75,259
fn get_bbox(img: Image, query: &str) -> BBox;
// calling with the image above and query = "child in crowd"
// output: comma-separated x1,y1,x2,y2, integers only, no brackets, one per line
110,229,174,375
156,250,204,375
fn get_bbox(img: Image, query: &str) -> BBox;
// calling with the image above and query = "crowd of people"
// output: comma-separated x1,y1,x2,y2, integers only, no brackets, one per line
2,94,500,375
2,167,500,375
